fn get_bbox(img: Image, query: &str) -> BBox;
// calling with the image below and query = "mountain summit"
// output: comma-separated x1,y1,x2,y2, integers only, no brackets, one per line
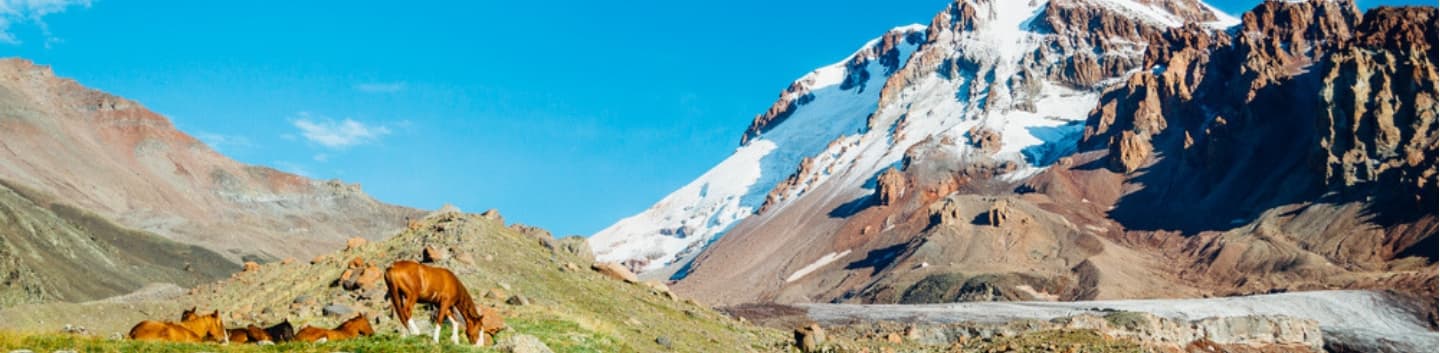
591,0,1438,324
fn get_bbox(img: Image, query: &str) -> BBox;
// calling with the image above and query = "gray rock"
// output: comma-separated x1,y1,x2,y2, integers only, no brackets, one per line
554,236,594,264
656,336,673,349
506,295,531,306
292,295,312,304
359,287,387,301
495,334,554,353
322,303,353,317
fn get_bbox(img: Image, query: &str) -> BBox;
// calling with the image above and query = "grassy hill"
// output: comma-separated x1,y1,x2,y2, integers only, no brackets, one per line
2,208,791,352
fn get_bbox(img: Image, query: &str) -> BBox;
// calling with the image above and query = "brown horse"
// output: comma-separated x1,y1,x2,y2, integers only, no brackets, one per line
384,260,490,346
294,314,375,343
128,308,228,343
227,325,272,344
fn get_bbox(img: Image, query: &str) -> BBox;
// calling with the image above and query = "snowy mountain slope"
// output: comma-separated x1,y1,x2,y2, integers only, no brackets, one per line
593,0,1235,275
589,25,927,272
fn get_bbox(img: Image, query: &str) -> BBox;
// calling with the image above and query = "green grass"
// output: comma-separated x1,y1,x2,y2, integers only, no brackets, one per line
0,331,491,353
1101,311,1150,330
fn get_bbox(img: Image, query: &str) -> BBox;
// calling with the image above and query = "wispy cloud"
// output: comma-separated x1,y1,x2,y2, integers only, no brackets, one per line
353,82,406,94
291,113,391,149
0,0,92,45
194,132,253,152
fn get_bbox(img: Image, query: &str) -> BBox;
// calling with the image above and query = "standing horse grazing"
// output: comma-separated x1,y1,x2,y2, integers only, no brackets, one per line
128,308,228,343
384,260,490,346
294,314,375,343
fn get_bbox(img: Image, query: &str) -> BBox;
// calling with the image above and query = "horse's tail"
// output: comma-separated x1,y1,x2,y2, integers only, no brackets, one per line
382,265,402,320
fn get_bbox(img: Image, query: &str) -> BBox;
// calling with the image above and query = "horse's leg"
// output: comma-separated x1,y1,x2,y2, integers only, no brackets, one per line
391,287,419,336
432,301,452,343
404,296,421,335
448,314,460,344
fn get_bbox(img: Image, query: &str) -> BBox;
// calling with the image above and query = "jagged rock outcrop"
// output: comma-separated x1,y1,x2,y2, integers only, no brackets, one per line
875,167,908,206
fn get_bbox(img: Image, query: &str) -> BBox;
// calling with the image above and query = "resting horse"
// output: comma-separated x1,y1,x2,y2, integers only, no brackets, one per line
227,325,271,344
384,260,491,346
295,314,375,342
128,307,228,343
264,319,296,343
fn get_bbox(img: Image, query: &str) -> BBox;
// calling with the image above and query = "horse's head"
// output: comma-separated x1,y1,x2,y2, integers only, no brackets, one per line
342,314,375,336
464,314,484,347
179,309,227,343
201,310,228,343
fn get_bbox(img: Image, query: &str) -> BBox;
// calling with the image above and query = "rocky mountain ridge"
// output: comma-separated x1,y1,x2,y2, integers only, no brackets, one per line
594,0,1438,329
0,58,420,306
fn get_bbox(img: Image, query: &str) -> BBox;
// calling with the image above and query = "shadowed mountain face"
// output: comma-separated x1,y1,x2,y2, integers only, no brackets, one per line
595,0,1436,327
0,59,420,306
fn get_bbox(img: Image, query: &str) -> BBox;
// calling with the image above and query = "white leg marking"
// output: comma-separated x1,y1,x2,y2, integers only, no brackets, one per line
449,317,460,344
432,322,441,342
407,319,420,335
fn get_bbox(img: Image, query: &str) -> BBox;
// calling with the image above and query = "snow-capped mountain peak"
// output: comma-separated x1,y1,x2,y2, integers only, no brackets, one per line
591,0,1238,276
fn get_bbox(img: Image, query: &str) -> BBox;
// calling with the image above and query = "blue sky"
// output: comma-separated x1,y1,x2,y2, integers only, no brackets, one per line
1,0,1429,237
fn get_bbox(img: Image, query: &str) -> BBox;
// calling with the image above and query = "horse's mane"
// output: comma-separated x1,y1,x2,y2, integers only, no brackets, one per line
451,274,482,323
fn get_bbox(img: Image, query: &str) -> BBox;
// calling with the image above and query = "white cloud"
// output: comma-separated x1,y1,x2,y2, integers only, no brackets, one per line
0,0,93,45
291,113,391,149
353,82,406,93
312,153,328,162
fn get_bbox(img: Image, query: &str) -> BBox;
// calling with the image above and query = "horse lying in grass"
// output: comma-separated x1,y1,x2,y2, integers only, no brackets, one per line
295,314,375,343
385,260,497,346
228,319,295,344
128,307,228,343
227,325,270,344
264,319,296,343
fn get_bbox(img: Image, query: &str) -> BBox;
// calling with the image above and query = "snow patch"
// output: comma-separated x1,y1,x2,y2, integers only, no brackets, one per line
786,250,853,283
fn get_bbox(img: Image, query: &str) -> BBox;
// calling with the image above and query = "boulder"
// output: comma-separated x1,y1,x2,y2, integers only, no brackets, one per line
422,246,447,263
506,295,531,306
480,209,504,224
454,249,475,265
480,306,506,335
345,237,368,251
794,323,826,353
554,236,594,264
242,261,261,272
484,288,507,300
643,280,677,301
591,262,639,283
322,304,353,317
354,265,383,289
496,334,552,353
